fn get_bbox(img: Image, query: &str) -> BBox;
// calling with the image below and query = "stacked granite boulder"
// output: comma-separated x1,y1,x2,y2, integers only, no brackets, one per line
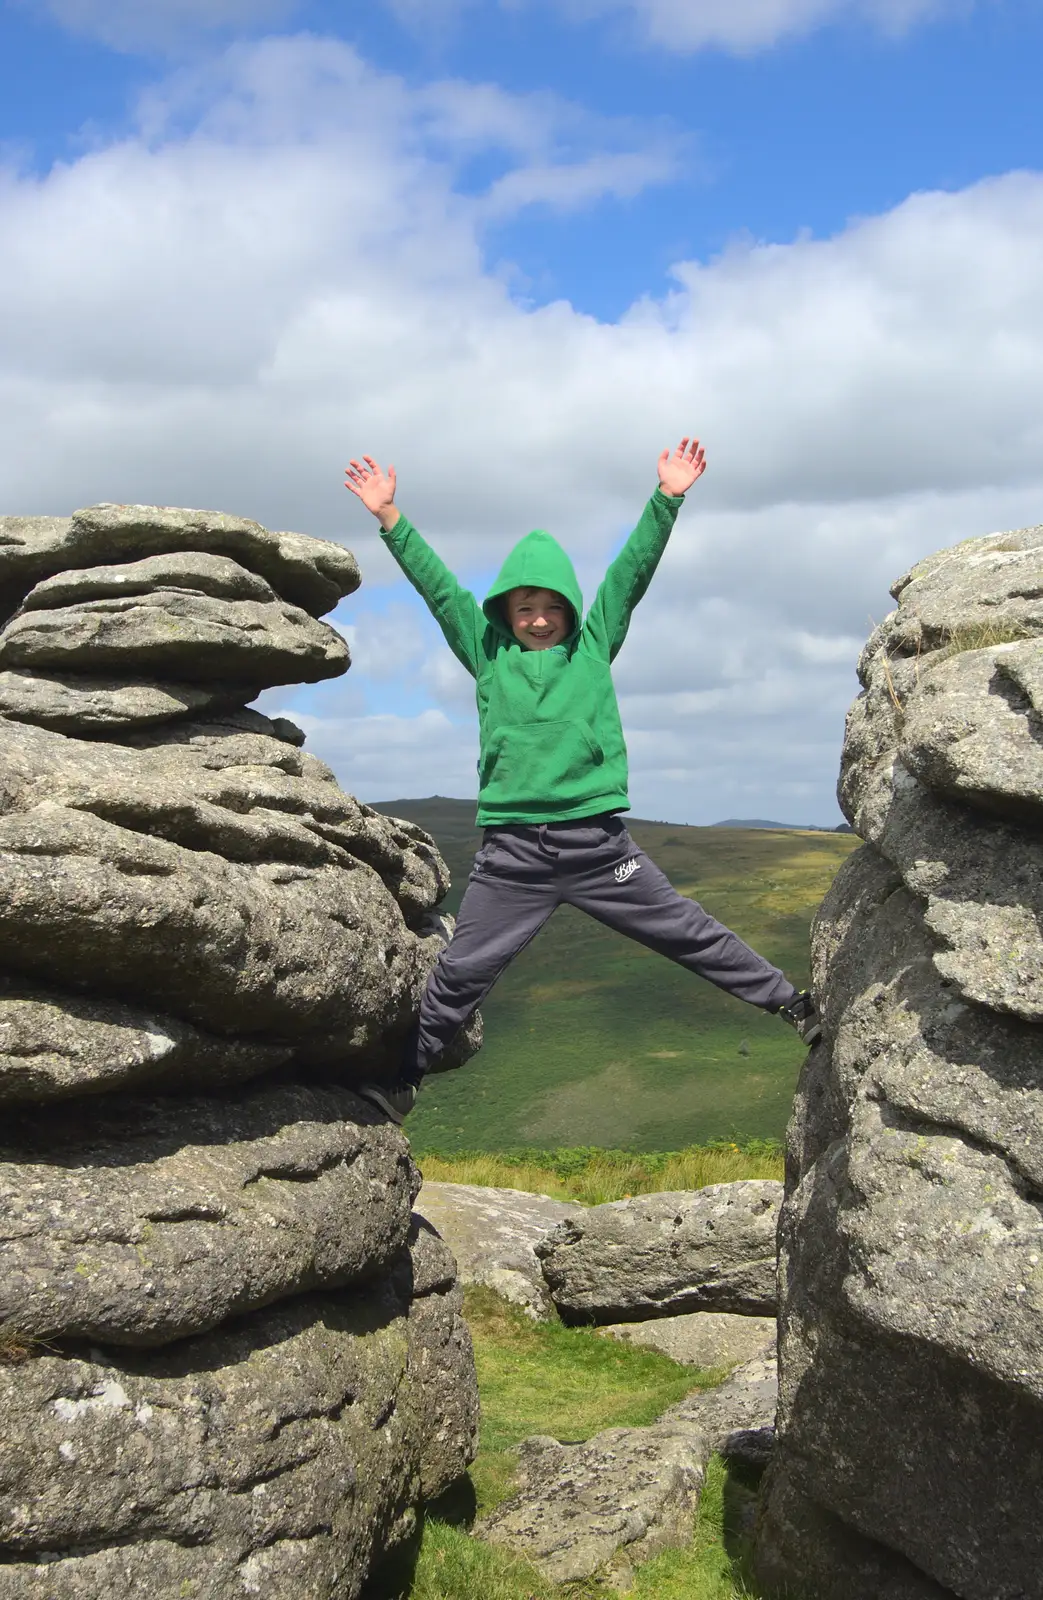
0,504,479,1598
756,526,1043,1598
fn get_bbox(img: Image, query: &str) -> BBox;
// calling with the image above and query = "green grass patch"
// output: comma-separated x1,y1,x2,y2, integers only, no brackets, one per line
397,1287,765,1599
418,1140,784,1204
463,1285,719,1465
372,801,856,1153
934,620,1033,661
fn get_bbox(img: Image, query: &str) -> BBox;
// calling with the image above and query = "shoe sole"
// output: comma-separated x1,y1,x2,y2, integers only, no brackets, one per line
354,1084,407,1125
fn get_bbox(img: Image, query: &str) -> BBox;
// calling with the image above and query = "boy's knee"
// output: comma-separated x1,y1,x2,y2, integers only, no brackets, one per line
427,951,492,994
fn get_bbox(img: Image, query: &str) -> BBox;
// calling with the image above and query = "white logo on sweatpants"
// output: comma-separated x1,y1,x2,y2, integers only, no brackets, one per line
614,858,641,884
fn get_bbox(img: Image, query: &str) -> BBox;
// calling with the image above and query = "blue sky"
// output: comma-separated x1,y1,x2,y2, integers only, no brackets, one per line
2,0,1042,821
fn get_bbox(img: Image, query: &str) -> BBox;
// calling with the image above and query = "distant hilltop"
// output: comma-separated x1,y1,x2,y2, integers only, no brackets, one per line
710,818,853,834
371,797,852,835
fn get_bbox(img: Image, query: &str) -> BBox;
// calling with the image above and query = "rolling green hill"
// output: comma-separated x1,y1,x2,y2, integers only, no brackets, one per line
372,798,860,1153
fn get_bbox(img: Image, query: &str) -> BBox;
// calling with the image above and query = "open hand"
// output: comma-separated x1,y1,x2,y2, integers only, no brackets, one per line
657,437,706,497
345,456,398,526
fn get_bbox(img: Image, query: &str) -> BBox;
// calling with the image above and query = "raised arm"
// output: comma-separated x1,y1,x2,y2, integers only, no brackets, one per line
345,456,485,675
583,436,706,661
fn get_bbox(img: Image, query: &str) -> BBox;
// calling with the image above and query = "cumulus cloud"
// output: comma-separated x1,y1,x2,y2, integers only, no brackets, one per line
553,0,956,53
20,0,980,67
20,0,300,52
2,35,1042,821
386,0,965,55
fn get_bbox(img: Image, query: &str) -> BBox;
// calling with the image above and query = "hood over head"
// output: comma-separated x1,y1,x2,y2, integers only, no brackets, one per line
483,530,583,638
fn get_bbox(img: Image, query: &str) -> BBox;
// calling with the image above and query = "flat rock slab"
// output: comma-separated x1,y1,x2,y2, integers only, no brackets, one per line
415,1181,580,1319
598,1310,776,1370
477,1421,708,1586
0,1082,416,1344
0,668,251,733
536,1181,782,1323
21,551,278,609
0,1229,478,1600
0,591,348,688
0,981,293,1104
0,504,360,619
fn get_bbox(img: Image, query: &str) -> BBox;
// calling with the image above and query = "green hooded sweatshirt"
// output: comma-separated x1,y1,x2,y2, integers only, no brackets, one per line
380,487,684,826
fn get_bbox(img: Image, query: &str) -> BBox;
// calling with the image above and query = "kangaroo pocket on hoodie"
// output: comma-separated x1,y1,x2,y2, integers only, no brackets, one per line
480,719,604,808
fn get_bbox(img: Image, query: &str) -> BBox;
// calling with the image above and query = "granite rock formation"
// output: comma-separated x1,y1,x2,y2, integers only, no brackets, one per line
0,503,479,1597
755,524,1043,1599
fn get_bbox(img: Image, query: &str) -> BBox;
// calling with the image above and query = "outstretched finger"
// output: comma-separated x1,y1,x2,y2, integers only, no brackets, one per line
675,436,689,459
687,437,701,460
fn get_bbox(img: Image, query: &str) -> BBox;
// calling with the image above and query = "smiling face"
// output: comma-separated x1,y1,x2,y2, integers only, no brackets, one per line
504,586,571,649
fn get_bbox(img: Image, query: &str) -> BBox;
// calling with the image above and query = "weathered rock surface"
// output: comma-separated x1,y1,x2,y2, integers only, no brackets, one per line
0,804,421,1047
0,713,449,920
871,522,1043,655
536,1182,781,1323
0,713,456,1060
0,1083,415,1345
0,502,480,1598
0,669,249,733
598,1310,776,1370
0,981,293,1103
755,1476,956,1600
755,523,1043,1600
21,550,280,609
415,1181,580,1319
0,591,348,687
898,639,1043,823
0,503,360,620
665,1345,778,1466
0,1226,478,1600
478,1422,708,1587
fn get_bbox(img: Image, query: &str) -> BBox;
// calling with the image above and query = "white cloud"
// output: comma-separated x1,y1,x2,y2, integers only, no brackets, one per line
18,0,983,66
554,0,956,53
2,36,1042,821
21,0,299,52
289,706,479,803
386,0,966,56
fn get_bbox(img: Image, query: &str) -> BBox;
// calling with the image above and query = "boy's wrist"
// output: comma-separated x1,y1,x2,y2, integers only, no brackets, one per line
654,485,685,504
378,506,403,532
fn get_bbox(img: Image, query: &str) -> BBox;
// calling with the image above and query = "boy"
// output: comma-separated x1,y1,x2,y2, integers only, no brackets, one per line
345,439,820,1122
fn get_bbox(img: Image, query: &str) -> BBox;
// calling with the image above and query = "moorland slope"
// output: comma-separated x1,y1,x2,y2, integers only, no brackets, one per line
370,799,858,1152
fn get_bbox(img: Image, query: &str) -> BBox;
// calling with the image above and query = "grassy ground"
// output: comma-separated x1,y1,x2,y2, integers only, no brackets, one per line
372,800,858,1152
418,1141,784,1205
387,1286,765,1599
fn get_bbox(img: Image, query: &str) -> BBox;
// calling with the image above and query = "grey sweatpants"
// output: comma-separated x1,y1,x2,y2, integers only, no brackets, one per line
409,815,796,1079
